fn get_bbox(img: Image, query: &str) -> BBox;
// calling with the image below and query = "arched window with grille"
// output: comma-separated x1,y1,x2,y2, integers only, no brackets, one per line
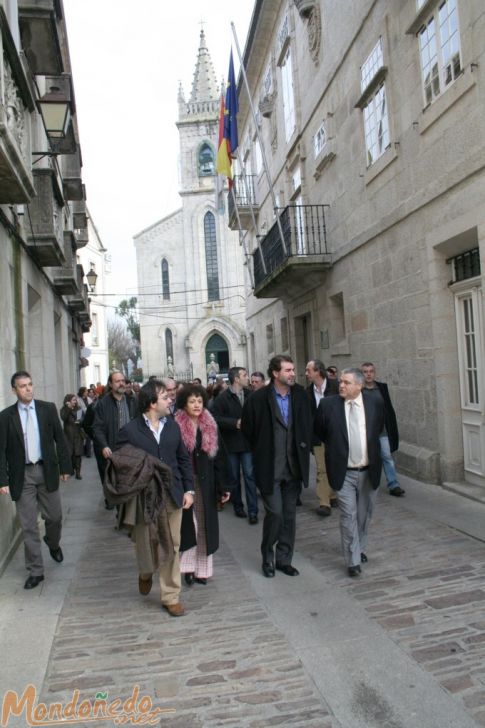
204,211,220,301
198,142,215,176
161,258,170,300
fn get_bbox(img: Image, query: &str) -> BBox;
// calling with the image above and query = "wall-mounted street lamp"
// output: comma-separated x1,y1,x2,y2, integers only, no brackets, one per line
33,78,74,162
86,267,98,292
37,84,71,140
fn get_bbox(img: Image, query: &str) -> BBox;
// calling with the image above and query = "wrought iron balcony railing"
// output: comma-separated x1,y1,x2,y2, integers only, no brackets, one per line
228,175,258,226
253,204,329,287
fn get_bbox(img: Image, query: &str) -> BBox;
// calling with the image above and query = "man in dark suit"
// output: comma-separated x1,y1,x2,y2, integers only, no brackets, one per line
242,355,313,578
361,362,404,497
314,367,385,577
0,371,72,589
305,359,339,517
92,370,138,508
212,366,258,523
115,379,194,617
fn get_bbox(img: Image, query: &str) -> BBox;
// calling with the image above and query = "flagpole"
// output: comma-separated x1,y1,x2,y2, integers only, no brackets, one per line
231,21,289,259
230,184,255,288
233,149,267,275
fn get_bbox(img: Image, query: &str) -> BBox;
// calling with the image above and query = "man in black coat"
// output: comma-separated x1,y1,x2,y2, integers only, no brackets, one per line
115,379,194,617
0,371,72,589
314,368,385,577
212,366,258,523
241,355,313,578
361,362,404,497
305,359,339,517
92,370,138,507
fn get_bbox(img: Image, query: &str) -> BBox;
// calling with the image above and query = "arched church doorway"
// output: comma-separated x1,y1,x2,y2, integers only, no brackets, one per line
205,333,229,378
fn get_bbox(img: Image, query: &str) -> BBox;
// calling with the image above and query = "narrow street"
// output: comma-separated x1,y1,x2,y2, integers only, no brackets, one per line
2,458,485,727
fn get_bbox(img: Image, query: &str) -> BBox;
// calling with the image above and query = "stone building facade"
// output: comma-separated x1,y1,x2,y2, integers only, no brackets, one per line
232,0,485,489
134,31,248,383
0,0,92,570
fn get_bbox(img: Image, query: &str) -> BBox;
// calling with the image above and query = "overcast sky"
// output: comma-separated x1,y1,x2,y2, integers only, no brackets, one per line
62,0,254,310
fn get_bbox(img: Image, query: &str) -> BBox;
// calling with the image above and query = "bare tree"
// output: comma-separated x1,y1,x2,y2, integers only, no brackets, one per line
107,318,137,375
115,297,141,361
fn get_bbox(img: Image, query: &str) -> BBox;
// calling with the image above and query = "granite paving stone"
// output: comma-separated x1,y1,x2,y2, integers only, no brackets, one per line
3,461,485,725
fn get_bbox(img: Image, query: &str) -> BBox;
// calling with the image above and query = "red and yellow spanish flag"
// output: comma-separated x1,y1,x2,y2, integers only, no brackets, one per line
216,91,232,180
216,50,239,184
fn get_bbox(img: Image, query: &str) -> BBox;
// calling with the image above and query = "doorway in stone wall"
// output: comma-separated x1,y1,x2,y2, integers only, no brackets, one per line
205,333,229,379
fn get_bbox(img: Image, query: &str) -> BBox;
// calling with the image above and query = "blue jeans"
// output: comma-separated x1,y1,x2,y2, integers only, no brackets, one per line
227,451,258,516
379,435,399,489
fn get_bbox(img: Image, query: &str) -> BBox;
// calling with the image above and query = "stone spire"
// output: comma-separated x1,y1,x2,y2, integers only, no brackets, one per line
190,29,219,103
177,80,186,117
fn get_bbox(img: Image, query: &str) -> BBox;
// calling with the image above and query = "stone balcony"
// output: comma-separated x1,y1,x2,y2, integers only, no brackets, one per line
252,204,331,299
18,0,64,76
66,264,89,314
49,231,77,295
26,167,65,266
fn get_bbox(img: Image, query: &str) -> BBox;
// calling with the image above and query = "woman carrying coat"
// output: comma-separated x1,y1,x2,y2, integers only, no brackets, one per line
60,394,84,480
175,383,230,584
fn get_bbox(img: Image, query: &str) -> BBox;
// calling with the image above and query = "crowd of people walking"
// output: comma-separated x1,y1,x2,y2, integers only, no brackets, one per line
0,355,402,614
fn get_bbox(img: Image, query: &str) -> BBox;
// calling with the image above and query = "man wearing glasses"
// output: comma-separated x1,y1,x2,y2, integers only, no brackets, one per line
163,378,178,416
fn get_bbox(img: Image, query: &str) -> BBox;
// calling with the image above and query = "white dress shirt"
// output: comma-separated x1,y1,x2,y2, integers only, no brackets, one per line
312,378,328,407
18,400,42,463
142,415,167,444
344,393,368,467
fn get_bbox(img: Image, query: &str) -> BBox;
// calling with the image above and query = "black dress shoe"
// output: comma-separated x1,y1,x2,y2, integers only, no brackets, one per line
262,562,275,578
316,505,331,517
43,536,63,563
389,486,405,497
234,508,247,518
184,573,195,586
195,577,207,584
249,515,258,525
361,553,368,563
104,499,115,510
275,564,300,576
347,565,361,577
138,575,153,595
24,574,44,589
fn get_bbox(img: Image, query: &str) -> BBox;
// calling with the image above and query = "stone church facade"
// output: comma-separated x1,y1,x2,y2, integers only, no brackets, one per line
134,31,248,382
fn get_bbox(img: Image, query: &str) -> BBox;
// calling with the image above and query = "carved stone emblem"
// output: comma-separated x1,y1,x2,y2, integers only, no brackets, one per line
307,4,322,64
3,55,26,157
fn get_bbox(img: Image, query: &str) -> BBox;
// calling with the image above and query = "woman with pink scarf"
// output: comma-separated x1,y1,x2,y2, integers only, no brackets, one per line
175,384,230,585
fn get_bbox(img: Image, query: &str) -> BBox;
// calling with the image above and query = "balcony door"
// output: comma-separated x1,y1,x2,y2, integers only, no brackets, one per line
454,281,485,486
294,194,306,254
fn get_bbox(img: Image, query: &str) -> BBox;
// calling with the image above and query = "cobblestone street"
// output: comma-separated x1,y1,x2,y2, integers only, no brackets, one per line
2,458,485,727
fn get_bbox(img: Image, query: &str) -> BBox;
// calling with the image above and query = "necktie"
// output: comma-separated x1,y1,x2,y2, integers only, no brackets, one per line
26,407,40,464
348,401,362,466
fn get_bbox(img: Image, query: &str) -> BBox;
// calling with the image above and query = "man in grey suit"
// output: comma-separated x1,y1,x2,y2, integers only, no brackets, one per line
314,368,385,577
0,371,72,589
